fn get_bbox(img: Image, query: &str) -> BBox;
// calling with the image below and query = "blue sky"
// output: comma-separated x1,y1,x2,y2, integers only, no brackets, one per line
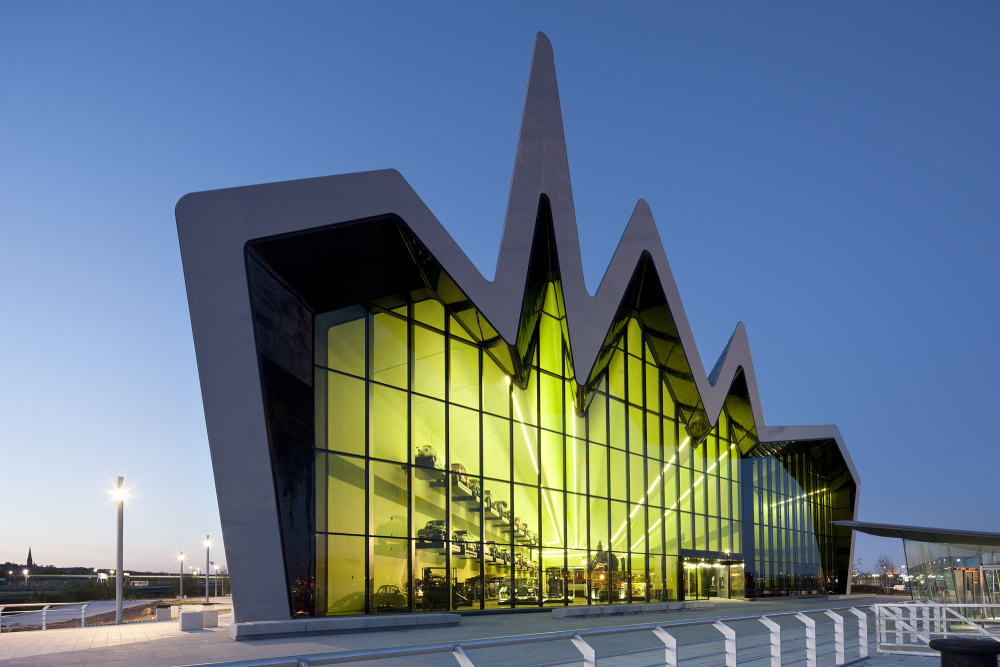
0,2,996,574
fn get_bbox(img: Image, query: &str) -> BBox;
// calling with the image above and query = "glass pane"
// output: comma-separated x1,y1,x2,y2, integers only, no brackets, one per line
449,338,479,409
589,496,609,549
450,315,474,341
588,393,607,445
372,541,409,613
610,448,626,500
610,501,628,552
414,298,444,330
609,399,626,450
539,314,562,374
629,453,645,505
608,350,626,400
324,371,365,456
567,492,587,551
540,373,563,433
627,355,643,407
540,429,564,490
450,405,481,477
513,420,538,486
324,534,366,614
327,317,365,377
413,326,445,399
542,488,565,549
371,460,408,537
628,406,644,454
589,443,608,497
482,415,510,481
482,356,510,418
328,453,365,535
513,372,538,426
370,383,407,463
645,364,659,412
627,319,642,356
412,395,445,468
372,312,407,389
568,437,587,497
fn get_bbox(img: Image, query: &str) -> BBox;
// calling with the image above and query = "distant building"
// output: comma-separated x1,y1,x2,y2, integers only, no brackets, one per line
26,548,33,570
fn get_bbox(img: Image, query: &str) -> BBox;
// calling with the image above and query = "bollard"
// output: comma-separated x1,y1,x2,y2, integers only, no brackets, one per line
714,620,737,667
571,634,596,667
653,625,678,667
759,615,781,667
42,605,49,631
795,612,817,667
824,610,845,665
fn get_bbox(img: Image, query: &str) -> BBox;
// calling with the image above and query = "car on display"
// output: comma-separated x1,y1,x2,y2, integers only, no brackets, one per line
469,480,482,500
372,584,408,611
493,500,508,520
450,462,469,485
498,548,511,564
417,520,447,541
513,517,524,532
486,543,500,560
482,489,493,510
523,529,535,544
455,530,478,555
415,445,443,470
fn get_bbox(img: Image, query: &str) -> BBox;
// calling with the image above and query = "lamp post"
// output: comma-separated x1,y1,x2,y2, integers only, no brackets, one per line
213,562,219,597
113,477,125,625
22,569,28,586
178,552,185,598
204,536,211,603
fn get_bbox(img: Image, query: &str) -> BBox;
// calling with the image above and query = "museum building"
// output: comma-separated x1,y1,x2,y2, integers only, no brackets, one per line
176,34,860,623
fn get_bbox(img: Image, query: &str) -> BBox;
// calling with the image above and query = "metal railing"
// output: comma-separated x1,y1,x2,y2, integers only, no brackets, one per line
874,603,1000,656
185,605,876,667
0,602,91,630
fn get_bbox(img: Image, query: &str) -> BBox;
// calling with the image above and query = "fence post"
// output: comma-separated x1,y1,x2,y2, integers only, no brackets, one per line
42,605,49,631
759,615,781,667
714,620,737,667
571,634,596,667
848,607,868,658
795,612,816,667
653,625,678,667
452,646,476,667
824,610,845,665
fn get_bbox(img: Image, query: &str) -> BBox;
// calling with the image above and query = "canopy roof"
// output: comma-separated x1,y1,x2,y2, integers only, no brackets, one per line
833,520,1000,548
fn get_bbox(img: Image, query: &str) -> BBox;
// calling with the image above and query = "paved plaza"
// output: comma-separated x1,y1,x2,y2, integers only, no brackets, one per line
0,596,962,667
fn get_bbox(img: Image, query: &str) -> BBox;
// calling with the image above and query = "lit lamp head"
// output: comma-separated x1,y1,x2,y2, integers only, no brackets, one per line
22,569,28,575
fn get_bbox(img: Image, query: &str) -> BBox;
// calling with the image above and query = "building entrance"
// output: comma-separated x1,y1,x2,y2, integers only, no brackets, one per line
681,557,745,600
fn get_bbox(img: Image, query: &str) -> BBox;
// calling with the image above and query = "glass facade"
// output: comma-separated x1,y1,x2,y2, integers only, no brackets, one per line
904,540,1000,606
309,279,850,614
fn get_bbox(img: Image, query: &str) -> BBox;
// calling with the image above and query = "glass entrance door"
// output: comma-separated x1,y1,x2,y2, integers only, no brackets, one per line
682,558,745,600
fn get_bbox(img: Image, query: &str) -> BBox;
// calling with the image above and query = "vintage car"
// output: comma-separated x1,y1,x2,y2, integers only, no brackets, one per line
454,530,478,555
450,462,469,485
498,548,512,564
415,445,443,470
416,520,447,541
513,517,524,532
481,488,493,511
493,500,509,520
523,528,535,544
372,584,408,611
486,543,500,560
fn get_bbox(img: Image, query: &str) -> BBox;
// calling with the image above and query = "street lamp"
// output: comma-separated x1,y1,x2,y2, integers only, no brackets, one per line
178,552,185,598
112,477,126,625
22,569,28,585
212,562,219,597
203,536,211,603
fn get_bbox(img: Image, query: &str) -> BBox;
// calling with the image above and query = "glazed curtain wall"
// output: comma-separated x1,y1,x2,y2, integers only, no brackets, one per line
312,283,832,614
904,540,1000,605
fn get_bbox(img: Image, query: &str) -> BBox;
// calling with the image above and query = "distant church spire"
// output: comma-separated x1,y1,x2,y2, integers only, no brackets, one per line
26,548,33,568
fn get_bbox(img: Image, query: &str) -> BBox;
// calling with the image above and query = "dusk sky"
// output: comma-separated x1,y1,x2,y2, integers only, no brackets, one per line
1,2,996,574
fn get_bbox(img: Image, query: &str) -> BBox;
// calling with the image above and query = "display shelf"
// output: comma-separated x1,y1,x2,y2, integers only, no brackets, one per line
414,465,446,481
